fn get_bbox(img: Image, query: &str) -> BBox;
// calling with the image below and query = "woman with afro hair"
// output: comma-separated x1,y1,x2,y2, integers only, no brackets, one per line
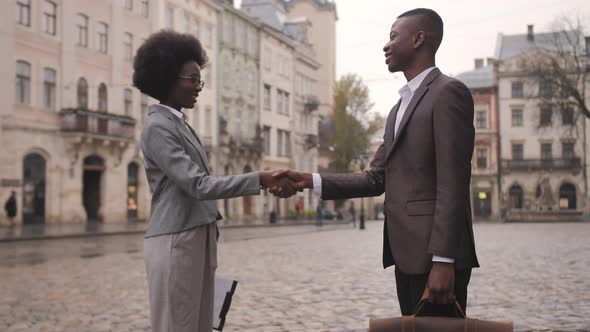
133,30,297,331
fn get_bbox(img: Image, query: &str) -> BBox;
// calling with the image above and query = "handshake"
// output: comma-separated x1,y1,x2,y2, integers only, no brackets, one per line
259,170,313,198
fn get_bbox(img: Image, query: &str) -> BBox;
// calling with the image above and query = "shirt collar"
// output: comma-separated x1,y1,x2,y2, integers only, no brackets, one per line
398,66,437,98
159,103,185,120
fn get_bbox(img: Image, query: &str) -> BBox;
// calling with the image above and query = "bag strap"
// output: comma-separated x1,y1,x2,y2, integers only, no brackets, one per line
414,288,466,318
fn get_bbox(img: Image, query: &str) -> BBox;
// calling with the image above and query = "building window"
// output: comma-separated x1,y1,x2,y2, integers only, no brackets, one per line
124,88,133,116
539,80,553,98
98,83,108,111
562,107,574,125
204,24,213,48
125,0,133,11
476,110,487,129
140,0,149,17
193,17,200,38
541,143,552,160
277,90,283,114
511,81,523,98
247,70,254,96
15,60,31,105
16,0,31,27
124,32,133,60
43,68,56,111
562,142,574,159
43,0,57,35
511,109,523,127
512,143,523,160
540,106,552,126
97,22,108,54
76,14,88,47
285,131,291,156
283,92,289,115
262,126,271,155
263,84,271,110
141,94,149,124
204,107,212,138
277,129,284,156
476,148,487,169
77,77,88,109
183,12,190,33
165,6,173,29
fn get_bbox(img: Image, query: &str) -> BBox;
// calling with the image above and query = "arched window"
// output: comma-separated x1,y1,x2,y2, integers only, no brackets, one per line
559,183,576,210
98,83,108,111
127,162,139,220
77,77,88,109
22,153,46,224
509,185,523,209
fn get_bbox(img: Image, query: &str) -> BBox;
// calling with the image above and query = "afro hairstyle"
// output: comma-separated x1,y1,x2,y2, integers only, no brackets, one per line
132,30,208,101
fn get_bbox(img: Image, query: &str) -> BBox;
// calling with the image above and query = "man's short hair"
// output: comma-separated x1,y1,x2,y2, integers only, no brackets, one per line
398,8,444,51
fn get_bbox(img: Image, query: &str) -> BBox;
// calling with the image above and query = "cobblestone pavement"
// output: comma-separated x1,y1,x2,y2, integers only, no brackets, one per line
0,222,589,332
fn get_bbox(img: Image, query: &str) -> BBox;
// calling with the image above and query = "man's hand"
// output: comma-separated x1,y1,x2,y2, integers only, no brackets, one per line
271,169,313,193
427,262,455,305
259,170,298,198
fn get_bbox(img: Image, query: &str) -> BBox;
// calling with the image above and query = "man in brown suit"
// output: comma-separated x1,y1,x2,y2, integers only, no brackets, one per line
273,8,479,316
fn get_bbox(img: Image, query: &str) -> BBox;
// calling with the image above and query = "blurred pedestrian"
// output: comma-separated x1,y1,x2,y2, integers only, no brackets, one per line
316,201,323,226
349,201,356,228
4,191,17,227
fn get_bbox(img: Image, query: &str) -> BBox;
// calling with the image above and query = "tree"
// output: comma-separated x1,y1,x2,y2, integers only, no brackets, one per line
521,16,589,128
325,74,384,173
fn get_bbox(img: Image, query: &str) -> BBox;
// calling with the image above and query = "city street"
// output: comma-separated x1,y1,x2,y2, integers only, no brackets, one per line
0,221,589,332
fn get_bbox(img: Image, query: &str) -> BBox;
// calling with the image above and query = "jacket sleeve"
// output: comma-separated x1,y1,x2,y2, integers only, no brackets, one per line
320,141,387,200
141,123,260,201
428,80,475,259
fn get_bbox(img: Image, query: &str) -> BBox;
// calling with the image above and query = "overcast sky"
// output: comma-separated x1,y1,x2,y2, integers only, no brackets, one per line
236,0,590,117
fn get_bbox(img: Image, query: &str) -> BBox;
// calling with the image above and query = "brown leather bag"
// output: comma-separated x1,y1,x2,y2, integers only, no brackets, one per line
368,289,513,332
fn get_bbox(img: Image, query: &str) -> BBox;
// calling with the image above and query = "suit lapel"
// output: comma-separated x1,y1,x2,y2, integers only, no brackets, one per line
386,68,442,161
178,123,211,174
150,104,211,174
384,100,401,161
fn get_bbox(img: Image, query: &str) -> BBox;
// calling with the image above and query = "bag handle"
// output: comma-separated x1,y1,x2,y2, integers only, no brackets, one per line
413,288,466,318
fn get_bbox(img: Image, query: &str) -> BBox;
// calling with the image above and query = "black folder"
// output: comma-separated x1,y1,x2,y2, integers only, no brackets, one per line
213,275,238,331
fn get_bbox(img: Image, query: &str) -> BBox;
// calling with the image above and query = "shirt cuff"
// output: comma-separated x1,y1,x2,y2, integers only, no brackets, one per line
312,173,322,197
432,255,455,263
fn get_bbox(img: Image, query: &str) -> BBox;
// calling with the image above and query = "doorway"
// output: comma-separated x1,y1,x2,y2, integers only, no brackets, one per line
22,153,46,224
83,155,105,222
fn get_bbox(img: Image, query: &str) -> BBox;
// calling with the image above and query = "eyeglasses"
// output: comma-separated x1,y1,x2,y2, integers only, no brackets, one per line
178,76,205,88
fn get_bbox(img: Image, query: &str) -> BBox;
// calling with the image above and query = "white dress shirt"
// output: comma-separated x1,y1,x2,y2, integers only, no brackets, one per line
159,103,185,120
312,66,454,264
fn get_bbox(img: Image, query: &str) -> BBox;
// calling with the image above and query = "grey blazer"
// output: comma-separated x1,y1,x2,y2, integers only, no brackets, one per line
140,104,260,238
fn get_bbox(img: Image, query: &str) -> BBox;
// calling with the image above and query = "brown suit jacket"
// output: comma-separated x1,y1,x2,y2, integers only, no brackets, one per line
320,68,479,274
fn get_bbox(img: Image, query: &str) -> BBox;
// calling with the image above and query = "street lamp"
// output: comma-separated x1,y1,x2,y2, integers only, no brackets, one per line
358,152,368,230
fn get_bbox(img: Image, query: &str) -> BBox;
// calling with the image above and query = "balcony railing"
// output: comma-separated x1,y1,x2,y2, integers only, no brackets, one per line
304,134,318,148
502,158,581,172
304,95,320,112
60,108,136,139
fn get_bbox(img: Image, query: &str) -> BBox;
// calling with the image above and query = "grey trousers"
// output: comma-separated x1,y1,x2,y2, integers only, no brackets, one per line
144,223,217,332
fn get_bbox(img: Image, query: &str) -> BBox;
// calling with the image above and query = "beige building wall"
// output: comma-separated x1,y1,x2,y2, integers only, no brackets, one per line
216,4,262,225
258,26,297,220
292,40,320,213
1,0,155,225
285,0,336,172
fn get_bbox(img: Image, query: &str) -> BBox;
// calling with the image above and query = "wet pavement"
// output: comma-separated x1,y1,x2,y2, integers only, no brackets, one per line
0,221,589,331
